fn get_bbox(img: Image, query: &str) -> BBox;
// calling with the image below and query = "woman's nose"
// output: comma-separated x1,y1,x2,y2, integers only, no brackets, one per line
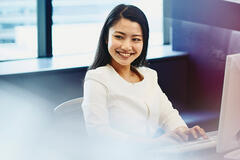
121,39,132,51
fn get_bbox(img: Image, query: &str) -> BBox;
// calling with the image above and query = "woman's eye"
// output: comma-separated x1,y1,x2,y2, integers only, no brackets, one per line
133,38,142,42
114,35,123,39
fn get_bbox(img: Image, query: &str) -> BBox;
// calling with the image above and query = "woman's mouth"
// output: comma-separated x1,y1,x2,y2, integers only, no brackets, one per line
116,51,133,58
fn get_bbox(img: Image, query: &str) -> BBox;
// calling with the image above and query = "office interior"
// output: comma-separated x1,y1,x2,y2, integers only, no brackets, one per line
1,0,240,159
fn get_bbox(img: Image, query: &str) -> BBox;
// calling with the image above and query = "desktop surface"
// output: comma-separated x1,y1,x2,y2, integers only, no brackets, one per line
147,146,226,160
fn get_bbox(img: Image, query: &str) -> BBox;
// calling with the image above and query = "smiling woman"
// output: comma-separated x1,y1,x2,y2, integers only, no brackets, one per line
108,18,143,69
81,4,208,147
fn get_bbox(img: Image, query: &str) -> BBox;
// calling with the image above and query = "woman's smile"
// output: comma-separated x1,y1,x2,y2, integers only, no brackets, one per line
116,50,134,58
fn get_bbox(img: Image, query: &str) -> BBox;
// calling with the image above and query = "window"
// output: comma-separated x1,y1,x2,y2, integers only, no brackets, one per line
0,0,37,61
52,0,163,57
0,0,166,61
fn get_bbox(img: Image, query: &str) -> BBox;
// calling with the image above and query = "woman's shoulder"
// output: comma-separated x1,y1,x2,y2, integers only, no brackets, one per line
85,65,112,80
138,66,157,77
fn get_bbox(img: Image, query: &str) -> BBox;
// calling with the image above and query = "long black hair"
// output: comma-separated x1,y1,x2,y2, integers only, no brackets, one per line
89,4,149,70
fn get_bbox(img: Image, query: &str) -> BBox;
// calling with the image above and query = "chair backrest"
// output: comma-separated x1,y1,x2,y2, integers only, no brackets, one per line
54,97,83,115
54,97,86,134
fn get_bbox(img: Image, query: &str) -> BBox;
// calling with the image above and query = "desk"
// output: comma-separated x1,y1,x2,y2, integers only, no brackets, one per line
147,147,226,160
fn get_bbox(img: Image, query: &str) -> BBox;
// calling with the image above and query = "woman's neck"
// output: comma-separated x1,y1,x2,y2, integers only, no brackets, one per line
110,62,131,78
110,61,143,83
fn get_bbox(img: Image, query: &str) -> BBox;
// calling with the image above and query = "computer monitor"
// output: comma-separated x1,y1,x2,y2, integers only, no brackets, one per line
216,53,240,158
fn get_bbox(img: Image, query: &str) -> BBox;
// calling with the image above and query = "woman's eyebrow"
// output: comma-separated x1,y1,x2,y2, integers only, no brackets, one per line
114,31,142,37
114,31,125,35
132,34,143,37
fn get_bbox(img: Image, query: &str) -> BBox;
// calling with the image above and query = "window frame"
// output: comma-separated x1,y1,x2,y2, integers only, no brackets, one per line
37,0,52,57
163,0,171,45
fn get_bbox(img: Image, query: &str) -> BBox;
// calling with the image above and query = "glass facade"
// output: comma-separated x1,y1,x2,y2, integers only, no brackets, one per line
0,0,37,61
52,0,163,56
0,0,163,61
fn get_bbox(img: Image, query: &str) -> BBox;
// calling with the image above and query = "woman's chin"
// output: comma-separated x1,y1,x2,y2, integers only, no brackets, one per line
116,61,132,67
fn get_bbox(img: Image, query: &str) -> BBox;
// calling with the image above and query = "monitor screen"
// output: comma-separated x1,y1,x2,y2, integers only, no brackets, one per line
217,53,240,153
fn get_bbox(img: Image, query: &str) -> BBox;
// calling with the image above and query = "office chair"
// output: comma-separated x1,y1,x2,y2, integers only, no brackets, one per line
54,97,86,136
54,97,83,115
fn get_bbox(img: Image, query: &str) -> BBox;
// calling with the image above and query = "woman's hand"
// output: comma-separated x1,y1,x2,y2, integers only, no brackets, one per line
166,126,208,143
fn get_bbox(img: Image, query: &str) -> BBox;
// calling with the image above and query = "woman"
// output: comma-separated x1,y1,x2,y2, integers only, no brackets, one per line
81,4,207,145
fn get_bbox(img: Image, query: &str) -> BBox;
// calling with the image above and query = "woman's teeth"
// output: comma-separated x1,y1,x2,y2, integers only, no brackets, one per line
121,53,130,57
117,51,132,57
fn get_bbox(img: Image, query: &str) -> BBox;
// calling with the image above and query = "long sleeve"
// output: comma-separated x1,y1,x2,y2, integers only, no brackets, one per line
82,72,130,141
150,70,187,132
158,89,187,131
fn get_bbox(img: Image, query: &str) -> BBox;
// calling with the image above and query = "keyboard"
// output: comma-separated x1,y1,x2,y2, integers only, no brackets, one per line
158,130,218,153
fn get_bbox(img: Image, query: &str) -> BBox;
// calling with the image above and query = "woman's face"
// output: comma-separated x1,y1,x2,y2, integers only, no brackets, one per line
107,18,143,67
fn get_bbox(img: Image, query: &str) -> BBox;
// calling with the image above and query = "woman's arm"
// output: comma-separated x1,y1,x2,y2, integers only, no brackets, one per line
150,69,207,142
82,78,130,141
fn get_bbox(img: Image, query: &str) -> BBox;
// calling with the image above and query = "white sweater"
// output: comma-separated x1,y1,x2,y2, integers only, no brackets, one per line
82,64,187,140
